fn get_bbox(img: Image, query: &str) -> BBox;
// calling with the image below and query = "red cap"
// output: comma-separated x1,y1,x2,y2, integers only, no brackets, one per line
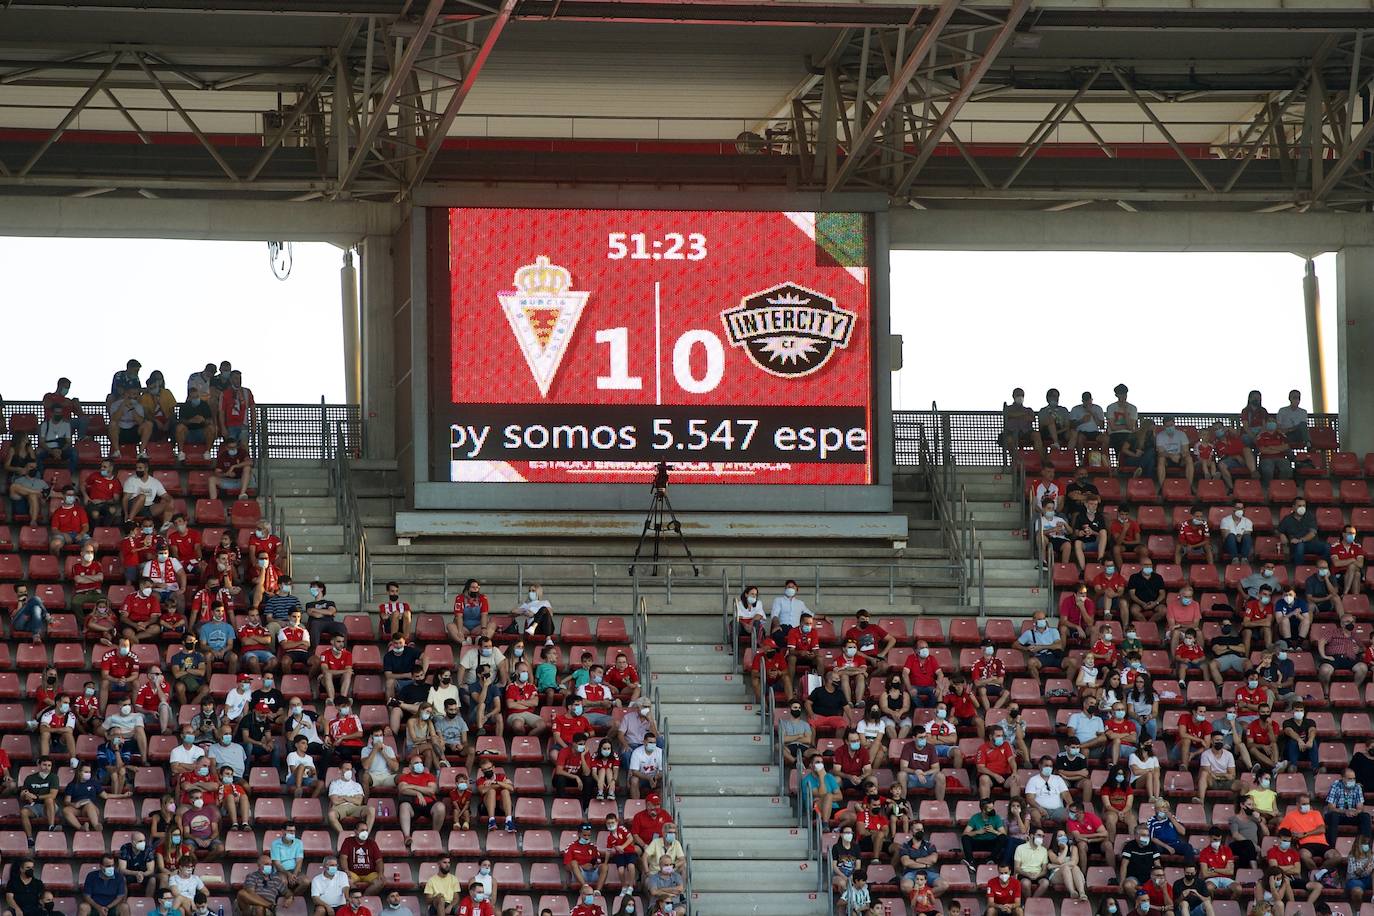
759,638,778,650
238,674,253,682
647,792,662,804
254,700,271,713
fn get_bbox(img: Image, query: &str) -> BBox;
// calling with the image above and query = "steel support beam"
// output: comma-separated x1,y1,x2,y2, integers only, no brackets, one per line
893,0,1030,197
18,53,121,176
1314,112,1374,203
405,0,517,196
1109,64,1217,193
826,0,960,191
134,53,240,181
333,0,445,195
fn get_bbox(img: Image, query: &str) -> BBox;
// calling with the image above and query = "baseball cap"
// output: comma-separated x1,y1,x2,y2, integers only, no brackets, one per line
647,792,662,804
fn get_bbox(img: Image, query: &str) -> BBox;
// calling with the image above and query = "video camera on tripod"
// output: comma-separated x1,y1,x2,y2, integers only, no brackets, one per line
629,461,700,577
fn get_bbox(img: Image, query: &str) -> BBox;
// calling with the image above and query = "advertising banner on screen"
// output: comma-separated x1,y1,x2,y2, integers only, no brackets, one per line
441,208,874,485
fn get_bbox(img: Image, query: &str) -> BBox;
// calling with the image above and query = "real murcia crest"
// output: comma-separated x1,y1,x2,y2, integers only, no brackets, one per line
498,256,589,397
721,282,856,378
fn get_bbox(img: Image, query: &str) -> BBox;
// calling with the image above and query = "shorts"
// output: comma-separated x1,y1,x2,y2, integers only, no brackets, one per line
1330,657,1359,671
22,802,46,819
955,716,977,729
1346,876,1373,893
332,802,368,821
117,427,141,445
404,798,434,817
579,866,600,884
1163,452,1187,465
1215,656,1246,674
902,869,941,887
54,532,90,546
1208,776,1235,790
1038,806,1069,823
935,745,956,759
1208,877,1236,891
1304,842,1332,857
282,650,311,667
612,852,637,868
1034,650,1064,668
981,685,1003,697
184,427,209,445
369,772,396,788
1109,432,1132,450
218,477,242,492
349,871,379,887
243,650,273,666
907,771,938,790
285,773,316,789
507,712,544,729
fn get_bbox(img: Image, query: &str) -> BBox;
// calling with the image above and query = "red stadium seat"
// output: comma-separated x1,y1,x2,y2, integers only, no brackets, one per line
1127,479,1159,504
154,470,181,496
1196,479,1229,504
229,500,262,529
596,617,628,642
1343,480,1374,510
1307,480,1338,505
1162,479,1193,503
1270,480,1298,504
1331,452,1362,477
18,526,47,552
1137,506,1168,532
27,554,59,582
194,500,227,526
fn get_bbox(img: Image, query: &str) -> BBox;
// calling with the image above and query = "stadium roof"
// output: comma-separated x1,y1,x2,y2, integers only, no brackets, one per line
0,1,1371,210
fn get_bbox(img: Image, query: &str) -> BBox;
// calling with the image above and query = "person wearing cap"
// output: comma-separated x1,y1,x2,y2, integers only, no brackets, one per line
564,823,605,891
223,673,257,722
1106,384,1137,455
240,700,278,769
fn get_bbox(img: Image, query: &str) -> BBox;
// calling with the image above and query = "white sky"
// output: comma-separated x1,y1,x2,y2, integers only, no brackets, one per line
0,238,1340,418
891,250,1340,414
0,237,348,404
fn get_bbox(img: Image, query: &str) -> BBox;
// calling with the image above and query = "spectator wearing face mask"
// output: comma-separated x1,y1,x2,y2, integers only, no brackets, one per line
78,855,128,916
1125,551,1167,629
309,856,350,916
1154,417,1194,486
644,856,686,916
1195,734,1236,805
339,822,385,896
1317,616,1368,691
1346,835,1374,905
122,458,171,524
47,483,89,555
1277,794,1338,872
769,579,818,641
1279,497,1329,565
82,457,123,528
1254,417,1294,487
570,885,607,916
236,853,288,916
985,862,1024,916
1332,524,1366,596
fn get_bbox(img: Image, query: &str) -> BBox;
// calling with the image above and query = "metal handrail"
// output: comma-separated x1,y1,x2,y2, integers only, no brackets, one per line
331,421,369,613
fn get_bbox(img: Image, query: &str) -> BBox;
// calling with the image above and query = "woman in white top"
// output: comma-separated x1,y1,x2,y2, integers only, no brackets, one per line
1128,742,1161,801
736,585,765,642
510,583,555,642
472,857,500,902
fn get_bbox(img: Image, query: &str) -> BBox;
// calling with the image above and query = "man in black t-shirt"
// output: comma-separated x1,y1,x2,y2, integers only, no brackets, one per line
175,391,216,460
18,760,59,839
1206,622,1247,687
1119,825,1163,898
1126,550,1168,627
3,858,47,916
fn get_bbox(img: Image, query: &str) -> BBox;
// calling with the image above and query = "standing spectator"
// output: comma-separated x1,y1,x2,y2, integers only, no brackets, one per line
1276,390,1311,447
1155,417,1194,485
217,370,256,446
1278,497,1328,564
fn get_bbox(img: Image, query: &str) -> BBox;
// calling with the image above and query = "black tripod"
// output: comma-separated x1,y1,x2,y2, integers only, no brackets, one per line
629,462,700,577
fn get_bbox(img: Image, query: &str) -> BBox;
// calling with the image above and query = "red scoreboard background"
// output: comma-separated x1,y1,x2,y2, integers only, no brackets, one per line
438,207,874,485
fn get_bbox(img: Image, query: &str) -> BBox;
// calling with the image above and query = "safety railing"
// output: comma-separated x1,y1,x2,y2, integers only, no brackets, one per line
331,421,369,613
896,408,1340,468
255,420,294,579
915,412,987,615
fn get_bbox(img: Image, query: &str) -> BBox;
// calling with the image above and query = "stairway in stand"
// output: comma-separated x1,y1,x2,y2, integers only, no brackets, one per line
648,603,827,916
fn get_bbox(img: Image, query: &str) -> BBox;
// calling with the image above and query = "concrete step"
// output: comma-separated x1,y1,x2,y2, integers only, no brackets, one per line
689,863,822,892
668,735,771,765
667,764,780,796
659,704,762,734
648,676,749,703
652,654,736,675
687,825,811,859
675,797,796,828
690,891,827,916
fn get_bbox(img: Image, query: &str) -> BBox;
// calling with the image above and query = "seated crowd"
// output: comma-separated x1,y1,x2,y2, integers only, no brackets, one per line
762,387,1374,916
0,364,678,916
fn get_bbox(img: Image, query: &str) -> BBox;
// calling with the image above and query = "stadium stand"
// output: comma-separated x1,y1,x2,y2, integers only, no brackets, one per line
0,369,670,916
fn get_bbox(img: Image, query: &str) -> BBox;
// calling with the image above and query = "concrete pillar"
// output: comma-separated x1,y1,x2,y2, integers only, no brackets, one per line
1336,247,1374,456
359,234,397,460
340,249,360,407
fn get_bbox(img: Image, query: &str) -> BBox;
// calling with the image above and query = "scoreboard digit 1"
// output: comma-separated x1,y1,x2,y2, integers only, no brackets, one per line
440,208,874,486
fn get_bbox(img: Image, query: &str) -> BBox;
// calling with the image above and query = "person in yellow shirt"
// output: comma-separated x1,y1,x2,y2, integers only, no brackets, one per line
139,370,178,449
423,853,461,916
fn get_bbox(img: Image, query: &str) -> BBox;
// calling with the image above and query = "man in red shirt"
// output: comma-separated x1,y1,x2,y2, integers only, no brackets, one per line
326,699,366,762
563,823,604,890
903,641,946,707
1175,505,1216,566
1176,704,1215,767
248,522,281,570
47,485,91,555
398,755,447,840
943,678,980,729
335,890,374,916
70,543,105,613
986,865,1023,916
503,663,547,737
833,728,873,792
1333,524,1366,597
1090,561,1128,620
1087,628,1121,669
455,884,496,916
1234,677,1271,722
604,651,641,704
1265,831,1302,872
845,610,895,675
310,633,354,704
165,514,202,576
217,370,256,447
120,577,162,641
1174,629,1207,683
1104,702,1139,759
81,458,123,528
973,732,1017,800
569,885,605,916
1245,704,1281,772
99,637,141,708
1198,829,1236,891
783,612,824,695
208,437,254,502
749,638,786,706
970,642,1009,712
1108,508,1143,568
338,822,384,895
630,793,673,844
1241,586,1276,654
549,697,593,763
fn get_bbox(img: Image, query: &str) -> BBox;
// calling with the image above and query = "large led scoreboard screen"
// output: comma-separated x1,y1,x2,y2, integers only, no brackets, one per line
436,208,875,485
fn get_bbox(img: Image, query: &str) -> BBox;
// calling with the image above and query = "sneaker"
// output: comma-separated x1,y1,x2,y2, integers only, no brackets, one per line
488,817,497,830
505,817,515,832
621,887,633,897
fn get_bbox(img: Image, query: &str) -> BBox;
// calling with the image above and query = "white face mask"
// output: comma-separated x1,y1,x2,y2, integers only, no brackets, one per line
783,587,796,598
